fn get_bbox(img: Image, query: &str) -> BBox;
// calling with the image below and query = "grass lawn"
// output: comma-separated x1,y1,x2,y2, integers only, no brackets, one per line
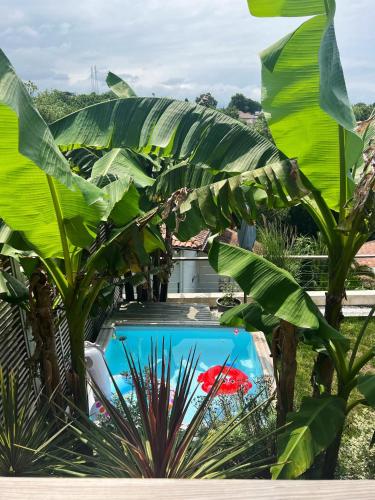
295,316,375,406
295,316,375,479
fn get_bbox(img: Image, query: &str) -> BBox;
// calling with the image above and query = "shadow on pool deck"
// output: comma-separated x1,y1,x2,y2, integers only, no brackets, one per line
112,301,218,326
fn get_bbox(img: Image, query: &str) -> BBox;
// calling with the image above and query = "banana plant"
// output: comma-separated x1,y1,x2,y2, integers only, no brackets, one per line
209,239,375,479
0,49,164,412
247,0,375,476
50,78,311,240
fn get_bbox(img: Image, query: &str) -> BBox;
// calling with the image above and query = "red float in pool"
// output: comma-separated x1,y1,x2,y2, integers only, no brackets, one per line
197,365,252,395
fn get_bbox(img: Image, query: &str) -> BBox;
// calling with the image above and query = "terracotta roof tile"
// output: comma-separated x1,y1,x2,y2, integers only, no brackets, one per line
172,230,210,250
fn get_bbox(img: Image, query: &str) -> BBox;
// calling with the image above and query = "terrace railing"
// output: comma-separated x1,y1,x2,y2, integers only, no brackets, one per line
169,254,375,294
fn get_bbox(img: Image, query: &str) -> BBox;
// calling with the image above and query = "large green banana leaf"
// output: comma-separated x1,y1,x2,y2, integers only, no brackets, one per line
220,302,279,337
51,97,285,175
354,116,375,180
0,50,106,259
208,239,319,329
106,71,137,98
90,148,154,188
271,395,346,479
208,239,348,346
248,0,363,211
357,374,375,408
168,160,310,240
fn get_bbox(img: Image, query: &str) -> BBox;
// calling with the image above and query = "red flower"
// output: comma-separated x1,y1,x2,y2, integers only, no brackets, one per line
197,365,252,395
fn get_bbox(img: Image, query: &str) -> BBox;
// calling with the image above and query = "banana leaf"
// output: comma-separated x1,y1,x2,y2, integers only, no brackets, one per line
208,239,348,346
51,97,285,176
0,49,106,259
248,0,363,211
271,395,346,479
106,71,137,98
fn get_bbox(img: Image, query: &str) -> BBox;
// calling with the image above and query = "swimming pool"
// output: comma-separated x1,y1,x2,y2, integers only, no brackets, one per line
104,325,264,421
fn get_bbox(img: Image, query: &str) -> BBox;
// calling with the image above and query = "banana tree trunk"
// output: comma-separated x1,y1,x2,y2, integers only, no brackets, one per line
312,258,347,397
28,268,62,403
314,254,350,479
66,314,88,414
272,320,298,427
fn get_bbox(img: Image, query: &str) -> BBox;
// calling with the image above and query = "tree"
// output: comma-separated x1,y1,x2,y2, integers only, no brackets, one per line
353,102,374,122
1,52,304,414
220,105,239,119
33,89,115,124
248,0,375,477
209,240,375,480
195,92,217,108
229,93,261,114
0,49,163,412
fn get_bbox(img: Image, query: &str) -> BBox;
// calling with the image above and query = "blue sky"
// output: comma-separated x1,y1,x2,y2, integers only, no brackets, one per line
1,0,374,106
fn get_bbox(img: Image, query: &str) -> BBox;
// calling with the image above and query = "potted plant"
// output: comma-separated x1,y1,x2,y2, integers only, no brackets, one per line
216,281,241,312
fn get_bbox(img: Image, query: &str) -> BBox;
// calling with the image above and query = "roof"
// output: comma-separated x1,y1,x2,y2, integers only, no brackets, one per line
172,228,239,251
356,240,375,267
172,230,210,251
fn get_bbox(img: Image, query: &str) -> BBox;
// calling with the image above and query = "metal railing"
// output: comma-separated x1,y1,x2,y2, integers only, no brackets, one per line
169,254,375,293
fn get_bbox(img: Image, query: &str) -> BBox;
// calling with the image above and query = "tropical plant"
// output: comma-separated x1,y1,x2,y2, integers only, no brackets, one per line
0,369,72,476
247,0,375,477
209,239,375,479
68,342,275,478
49,69,312,310
0,49,164,412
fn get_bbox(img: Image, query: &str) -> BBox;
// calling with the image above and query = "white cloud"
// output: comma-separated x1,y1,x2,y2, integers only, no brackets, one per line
1,0,374,105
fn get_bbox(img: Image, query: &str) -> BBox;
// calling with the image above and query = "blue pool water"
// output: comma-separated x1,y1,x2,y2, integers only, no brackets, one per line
104,326,263,421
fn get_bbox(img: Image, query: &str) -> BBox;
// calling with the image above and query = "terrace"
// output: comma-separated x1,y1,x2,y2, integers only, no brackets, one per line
0,0,374,496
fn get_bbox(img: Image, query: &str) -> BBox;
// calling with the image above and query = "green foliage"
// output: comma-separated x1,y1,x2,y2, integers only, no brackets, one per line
337,407,375,479
0,49,164,411
0,369,72,476
195,92,217,108
0,268,29,306
0,49,106,260
34,89,115,124
353,102,374,122
249,0,363,212
271,396,346,479
193,377,277,478
256,218,300,278
357,375,375,407
209,239,320,330
251,113,273,142
51,96,283,174
218,281,239,307
220,105,239,119
220,302,279,337
106,72,137,98
70,343,272,478
229,93,261,114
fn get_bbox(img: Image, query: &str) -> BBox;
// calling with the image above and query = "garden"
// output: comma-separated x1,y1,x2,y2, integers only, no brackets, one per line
0,0,374,489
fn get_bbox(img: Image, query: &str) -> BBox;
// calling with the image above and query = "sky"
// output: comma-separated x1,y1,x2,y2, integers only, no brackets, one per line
1,0,374,106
